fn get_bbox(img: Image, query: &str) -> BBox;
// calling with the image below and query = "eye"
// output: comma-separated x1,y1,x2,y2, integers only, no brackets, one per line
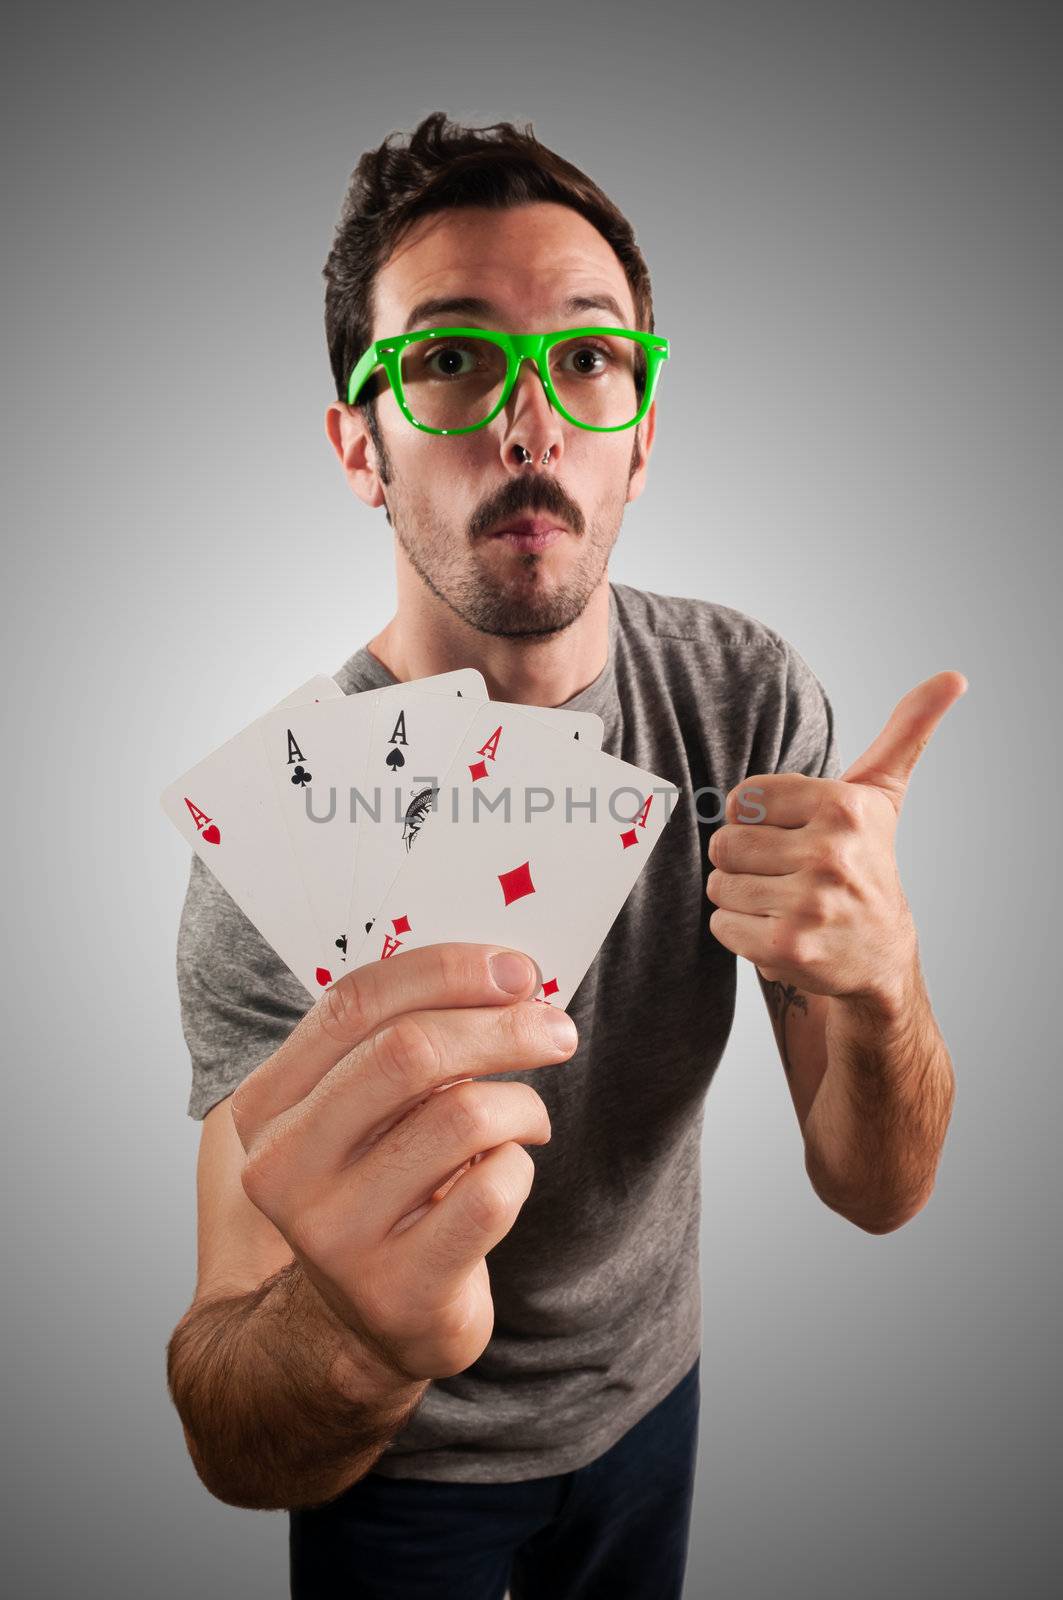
425,344,473,377
419,338,489,378
557,340,613,377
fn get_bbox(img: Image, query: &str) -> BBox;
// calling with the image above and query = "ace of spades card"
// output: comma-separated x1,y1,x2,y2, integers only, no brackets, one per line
349,688,606,947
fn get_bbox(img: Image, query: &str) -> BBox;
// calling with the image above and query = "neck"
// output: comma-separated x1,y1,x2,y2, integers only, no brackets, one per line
366,551,612,709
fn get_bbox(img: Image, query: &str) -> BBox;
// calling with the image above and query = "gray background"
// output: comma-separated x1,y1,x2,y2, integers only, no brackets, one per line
3,0,1059,1594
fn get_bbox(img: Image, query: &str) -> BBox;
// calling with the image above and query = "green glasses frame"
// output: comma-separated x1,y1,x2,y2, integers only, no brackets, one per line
346,326,670,435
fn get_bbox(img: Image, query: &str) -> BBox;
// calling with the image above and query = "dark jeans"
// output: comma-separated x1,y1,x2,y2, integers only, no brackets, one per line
289,1355,700,1600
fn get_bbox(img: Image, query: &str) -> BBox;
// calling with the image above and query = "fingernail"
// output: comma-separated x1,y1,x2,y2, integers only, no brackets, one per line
490,951,534,994
542,1008,578,1051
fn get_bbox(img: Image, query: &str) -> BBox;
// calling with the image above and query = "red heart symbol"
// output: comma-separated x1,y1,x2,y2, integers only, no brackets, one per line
315,967,333,988
202,824,221,845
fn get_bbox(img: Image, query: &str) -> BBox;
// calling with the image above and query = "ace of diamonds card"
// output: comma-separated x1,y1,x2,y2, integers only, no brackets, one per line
348,701,680,1009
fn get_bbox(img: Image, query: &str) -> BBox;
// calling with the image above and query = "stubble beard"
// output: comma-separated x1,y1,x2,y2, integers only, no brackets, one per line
390,499,623,639
375,427,641,641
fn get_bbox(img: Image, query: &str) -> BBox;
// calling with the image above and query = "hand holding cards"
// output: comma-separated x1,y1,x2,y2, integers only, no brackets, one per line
228,942,577,1387
161,669,679,1006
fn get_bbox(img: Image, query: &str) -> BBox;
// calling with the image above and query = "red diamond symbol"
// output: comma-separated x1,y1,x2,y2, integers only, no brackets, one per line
542,977,559,998
499,860,536,906
469,759,489,781
620,828,639,849
392,913,411,935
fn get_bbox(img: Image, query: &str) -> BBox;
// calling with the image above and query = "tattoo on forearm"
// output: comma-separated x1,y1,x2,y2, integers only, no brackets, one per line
759,978,809,1075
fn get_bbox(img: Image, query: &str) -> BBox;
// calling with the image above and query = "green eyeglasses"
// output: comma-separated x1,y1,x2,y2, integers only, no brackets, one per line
346,326,669,436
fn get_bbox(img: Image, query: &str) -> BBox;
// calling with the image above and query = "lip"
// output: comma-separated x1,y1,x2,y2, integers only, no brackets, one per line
486,517,568,551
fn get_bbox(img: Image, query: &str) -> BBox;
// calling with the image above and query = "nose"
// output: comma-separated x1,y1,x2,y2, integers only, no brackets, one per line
498,355,564,473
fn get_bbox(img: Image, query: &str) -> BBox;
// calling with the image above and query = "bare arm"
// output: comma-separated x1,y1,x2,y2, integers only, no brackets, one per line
755,971,831,1135
167,1257,427,1511
756,959,957,1233
800,960,956,1232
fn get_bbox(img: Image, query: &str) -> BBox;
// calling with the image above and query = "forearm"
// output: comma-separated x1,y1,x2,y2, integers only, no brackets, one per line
802,955,957,1232
166,1261,428,1511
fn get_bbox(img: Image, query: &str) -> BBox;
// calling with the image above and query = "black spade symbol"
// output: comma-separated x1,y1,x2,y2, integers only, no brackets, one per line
385,748,406,771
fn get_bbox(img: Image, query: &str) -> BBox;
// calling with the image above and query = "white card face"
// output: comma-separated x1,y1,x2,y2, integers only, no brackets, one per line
256,693,377,972
348,689,488,949
349,702,679,1010
348,697,605,950
258,669,488,975
272,675,345,713
512,706,604,751
160,675,345,997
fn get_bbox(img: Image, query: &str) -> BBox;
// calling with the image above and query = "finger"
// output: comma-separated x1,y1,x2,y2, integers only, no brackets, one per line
706,867,793,917
393,1140,538,1301
267,998,575,1178
724,773,822,829
709,905,778,966
708,822,807,875
353,1078,552,1245
840,670,967,804
380,1152,481,1239
230,943,543,1146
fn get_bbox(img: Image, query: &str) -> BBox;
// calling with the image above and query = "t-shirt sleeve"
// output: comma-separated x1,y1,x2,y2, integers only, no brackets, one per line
176,853,316,1121
772,637,843,781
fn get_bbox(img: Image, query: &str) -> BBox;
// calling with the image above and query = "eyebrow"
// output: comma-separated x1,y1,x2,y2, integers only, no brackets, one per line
400,292,631,334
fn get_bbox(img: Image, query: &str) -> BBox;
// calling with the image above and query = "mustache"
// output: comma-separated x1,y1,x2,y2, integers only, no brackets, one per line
469,476,585,539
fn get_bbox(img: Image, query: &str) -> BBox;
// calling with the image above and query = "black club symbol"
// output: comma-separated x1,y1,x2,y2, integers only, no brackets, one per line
290,765,312,787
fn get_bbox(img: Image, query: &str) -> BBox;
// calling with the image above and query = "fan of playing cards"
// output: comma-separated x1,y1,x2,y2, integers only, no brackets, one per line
161,669,677,1009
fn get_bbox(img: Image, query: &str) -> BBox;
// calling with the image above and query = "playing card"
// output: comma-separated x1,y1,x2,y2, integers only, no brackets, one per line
257,670,487,974
348,693,604,949
348,701,679,1009
160,675,345,997
517,706,604,750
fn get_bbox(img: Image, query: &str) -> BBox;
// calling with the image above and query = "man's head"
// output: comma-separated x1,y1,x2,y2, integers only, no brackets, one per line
323,112,659,641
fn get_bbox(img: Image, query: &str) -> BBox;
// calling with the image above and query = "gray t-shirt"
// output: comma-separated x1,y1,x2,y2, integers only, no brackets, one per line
176,580,841,1483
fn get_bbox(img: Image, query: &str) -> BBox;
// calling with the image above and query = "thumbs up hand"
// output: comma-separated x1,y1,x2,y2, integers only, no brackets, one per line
706,672,968,1006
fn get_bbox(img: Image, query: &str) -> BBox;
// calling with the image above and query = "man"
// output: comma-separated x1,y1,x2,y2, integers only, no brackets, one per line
166,112,962,1599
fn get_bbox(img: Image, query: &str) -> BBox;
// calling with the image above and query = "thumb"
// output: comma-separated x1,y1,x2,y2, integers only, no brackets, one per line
840,670,968,811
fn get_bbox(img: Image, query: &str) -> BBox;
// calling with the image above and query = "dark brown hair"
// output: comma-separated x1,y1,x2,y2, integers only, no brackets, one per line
322,111,656,427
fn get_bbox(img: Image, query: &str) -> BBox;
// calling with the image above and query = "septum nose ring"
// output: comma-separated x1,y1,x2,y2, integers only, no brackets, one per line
519,446,553,464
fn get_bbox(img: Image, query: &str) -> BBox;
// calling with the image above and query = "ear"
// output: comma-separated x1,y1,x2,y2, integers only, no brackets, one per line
625,399,657,506
324,401,387,510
